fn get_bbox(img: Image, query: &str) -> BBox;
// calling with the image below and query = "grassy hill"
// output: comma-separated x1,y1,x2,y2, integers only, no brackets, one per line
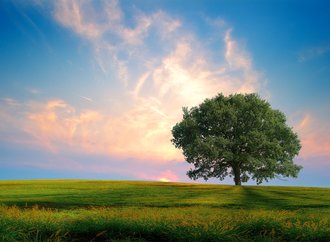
0,180,329,241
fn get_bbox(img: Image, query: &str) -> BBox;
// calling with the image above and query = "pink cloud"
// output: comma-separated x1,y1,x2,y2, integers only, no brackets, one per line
54,0,104,39
0,2,268,170
1,99,181,162
54,0,181,50
0,38,265,168
294,113,330,161
137,169,180,182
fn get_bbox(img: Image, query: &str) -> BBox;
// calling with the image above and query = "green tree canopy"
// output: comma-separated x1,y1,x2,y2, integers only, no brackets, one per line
171,93,302,185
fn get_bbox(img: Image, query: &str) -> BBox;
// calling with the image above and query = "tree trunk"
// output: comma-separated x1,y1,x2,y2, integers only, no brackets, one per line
232,164,241,186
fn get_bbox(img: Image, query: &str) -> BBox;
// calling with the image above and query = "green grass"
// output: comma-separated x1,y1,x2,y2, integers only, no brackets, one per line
0,180,329,241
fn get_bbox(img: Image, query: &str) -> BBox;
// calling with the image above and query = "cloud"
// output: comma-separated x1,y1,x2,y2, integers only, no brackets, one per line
27,88,41,95
78,95,93,102
294,113,330,161
24,100,102,153
1,1,266,167
140,170,179,182
0,98,182,161
53,0,181,78
54,0,104,39
224,29,261,93
298,44,330,62
52,0,264,95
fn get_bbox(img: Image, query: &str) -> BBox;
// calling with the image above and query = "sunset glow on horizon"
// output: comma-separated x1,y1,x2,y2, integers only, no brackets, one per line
1,0,329,186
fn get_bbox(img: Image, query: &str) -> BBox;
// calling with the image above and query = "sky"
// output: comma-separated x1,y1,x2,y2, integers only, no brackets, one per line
0,0,329,186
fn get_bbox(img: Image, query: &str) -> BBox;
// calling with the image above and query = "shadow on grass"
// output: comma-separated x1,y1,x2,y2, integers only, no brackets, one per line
241,186,330,210
2,201,90,210
269,190,330,204
241,186,289,210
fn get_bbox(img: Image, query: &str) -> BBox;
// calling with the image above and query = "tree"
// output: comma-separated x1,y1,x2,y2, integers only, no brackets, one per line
171,93,302,185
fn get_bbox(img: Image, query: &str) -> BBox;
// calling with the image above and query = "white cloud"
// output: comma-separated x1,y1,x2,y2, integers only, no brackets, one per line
298,44,330,62
78,95,93,102
224,29,262,93
1,1,267,164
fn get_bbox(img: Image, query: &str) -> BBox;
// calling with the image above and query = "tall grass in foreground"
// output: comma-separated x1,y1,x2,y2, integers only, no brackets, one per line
0,180,329,241
1,205,329,241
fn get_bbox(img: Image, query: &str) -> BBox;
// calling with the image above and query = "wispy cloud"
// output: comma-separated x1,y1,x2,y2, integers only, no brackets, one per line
78,95,93,102
0,98,182,161
54,0,103,39
298,44,330,62
26,88,40,95
1,1,266,167
294,113,330,161
224,29,261,93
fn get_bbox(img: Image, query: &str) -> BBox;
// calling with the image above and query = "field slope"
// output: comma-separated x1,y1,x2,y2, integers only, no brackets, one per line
0,180,329,241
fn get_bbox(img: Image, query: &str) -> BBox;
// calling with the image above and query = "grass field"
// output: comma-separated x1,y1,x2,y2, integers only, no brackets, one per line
0,180,329,241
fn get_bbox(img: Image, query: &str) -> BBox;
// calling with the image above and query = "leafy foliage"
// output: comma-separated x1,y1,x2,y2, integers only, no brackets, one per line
171,93,302,185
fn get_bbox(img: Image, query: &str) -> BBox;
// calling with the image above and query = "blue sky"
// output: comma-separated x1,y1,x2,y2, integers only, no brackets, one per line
0,0,329,186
